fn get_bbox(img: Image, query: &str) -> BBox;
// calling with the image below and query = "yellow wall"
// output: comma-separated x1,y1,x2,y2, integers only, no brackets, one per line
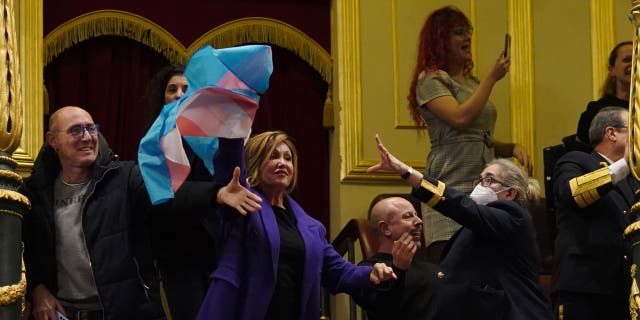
332,0,635,234
533,1,591,186
331,0,632,318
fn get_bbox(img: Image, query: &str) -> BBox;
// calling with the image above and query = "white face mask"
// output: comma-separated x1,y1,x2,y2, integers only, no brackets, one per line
469,184,511,205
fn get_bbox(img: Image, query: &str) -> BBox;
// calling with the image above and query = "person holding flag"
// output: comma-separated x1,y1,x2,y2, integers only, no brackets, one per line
138,44,273,319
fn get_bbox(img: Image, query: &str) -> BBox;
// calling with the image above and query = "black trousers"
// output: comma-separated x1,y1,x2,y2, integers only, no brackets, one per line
551,291,629,320
161,264,211,320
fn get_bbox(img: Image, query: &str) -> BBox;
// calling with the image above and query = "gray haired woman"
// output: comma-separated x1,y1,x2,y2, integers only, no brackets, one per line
368,134,552,319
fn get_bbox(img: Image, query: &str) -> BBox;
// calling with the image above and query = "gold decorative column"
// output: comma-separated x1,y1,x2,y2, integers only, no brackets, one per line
625,2,640,320
0,0,31,319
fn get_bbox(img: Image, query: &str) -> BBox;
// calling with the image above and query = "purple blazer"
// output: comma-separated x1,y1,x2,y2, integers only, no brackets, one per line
197,190,373,320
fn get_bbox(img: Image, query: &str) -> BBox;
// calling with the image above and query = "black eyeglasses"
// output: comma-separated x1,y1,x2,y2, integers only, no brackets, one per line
451,26,473,36
66,124,100,140
473,176,506,187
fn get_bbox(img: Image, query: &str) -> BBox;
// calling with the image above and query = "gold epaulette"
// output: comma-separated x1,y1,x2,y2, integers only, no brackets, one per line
569,165,612,208
420,179,446,207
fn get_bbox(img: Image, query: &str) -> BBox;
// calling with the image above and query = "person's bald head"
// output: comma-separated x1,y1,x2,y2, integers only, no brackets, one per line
46,106,100,173
369,197,423,250
49,106,90,130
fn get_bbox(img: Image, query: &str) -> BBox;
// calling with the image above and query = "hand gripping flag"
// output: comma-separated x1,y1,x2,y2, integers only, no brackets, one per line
138,45,273,204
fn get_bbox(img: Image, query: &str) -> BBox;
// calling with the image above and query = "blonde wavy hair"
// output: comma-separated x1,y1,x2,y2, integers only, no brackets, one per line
245,131,299,194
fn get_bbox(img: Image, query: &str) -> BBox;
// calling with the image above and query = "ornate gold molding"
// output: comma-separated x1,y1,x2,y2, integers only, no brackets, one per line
0,169,22,184
590,0,615,100
44,10,186,66
14,0,42,175
336,0,364,181
0,258,25,306
44,12,332,84
191,17,332,84
0,189,30,207
337,0,412,182
508,0,536,172
0,0,22,154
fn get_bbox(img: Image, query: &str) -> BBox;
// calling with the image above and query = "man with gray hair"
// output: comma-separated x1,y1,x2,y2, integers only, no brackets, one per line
551,106,637,319
354,196,440,320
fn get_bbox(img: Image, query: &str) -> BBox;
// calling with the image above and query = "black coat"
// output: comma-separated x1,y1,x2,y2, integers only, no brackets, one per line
21,136,164,319
148,138,242,282
148,144,220,271
552,151,637,298
412,177,553,319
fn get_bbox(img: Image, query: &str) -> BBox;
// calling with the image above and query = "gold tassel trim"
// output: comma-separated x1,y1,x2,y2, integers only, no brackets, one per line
44,10,188,66
191,17,332,84
44,13,333,86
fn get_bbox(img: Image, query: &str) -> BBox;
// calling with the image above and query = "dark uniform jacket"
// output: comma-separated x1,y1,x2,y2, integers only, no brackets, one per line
411,176,553,319
552,151,637,299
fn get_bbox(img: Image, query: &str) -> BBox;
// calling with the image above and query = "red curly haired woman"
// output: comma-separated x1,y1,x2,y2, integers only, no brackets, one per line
407,6,531,260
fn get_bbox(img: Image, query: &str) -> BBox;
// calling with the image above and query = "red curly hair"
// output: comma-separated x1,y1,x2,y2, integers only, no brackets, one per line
408,6,473,126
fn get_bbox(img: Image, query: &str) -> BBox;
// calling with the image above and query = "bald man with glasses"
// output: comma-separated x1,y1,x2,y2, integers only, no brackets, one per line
20,106,167,320
21,106,260,320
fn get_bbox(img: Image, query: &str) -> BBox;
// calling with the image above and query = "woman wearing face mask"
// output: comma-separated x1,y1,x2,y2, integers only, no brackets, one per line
368,134,553,319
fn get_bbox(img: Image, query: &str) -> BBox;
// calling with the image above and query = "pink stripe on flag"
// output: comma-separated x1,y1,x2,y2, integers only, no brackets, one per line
166,160,191,191
176,88,258,138
160,129,190,191
217,70,253,91
176,116,208,137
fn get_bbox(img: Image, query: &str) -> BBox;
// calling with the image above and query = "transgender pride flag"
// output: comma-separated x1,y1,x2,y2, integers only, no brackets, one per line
138,45,273,204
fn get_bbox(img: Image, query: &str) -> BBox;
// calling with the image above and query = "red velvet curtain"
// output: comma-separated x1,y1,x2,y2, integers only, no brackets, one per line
44,41,330,231
44,36,169,160
44,1,331,52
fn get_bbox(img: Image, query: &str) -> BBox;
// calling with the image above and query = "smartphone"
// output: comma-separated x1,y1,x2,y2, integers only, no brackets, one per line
56,311,70,320
504,33,511,57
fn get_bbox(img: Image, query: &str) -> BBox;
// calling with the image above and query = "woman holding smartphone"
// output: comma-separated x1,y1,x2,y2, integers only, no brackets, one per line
407,6,530,260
